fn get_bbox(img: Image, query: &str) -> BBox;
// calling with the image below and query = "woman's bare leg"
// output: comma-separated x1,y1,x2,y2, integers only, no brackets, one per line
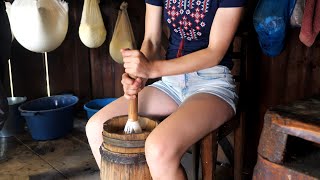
145,93,234,180
85,86,178,168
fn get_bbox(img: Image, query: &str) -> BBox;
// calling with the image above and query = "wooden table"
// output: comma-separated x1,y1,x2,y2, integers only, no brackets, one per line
253,96,320,179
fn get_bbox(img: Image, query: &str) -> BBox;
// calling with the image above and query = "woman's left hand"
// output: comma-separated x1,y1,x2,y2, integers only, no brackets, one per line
121,49,157,79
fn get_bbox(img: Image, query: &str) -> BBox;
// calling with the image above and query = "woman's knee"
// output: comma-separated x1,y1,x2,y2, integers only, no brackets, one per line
145,136,164,164
145,133,181,167
85,116,103,138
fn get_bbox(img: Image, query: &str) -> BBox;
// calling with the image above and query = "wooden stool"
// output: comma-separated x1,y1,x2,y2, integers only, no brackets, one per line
192,31,248,180
160,23,248,180
192,113,246,180
253,96,320,179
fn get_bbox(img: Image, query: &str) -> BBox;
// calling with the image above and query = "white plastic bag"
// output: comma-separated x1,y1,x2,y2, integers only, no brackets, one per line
5,2,14,42
290,0,305,27
10,0,68,53
79,0,107,48
109,2,136,64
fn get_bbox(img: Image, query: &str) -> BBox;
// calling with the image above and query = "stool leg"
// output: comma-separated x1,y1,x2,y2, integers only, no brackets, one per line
234,112,245,180
201,130,218,180
192,143,200,180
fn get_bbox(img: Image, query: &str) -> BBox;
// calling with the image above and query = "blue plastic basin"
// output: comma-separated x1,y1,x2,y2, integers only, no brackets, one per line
18,95,78,140
83,98,117,119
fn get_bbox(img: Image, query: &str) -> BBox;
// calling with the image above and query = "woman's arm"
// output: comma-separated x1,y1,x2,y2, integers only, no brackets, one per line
122,7,244,79
120,4,163,99
140,4,163,61
154,7,244,77
122,5,243,78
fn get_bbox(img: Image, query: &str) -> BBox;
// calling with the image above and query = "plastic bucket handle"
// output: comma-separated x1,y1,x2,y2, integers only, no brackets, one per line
20,112,39,117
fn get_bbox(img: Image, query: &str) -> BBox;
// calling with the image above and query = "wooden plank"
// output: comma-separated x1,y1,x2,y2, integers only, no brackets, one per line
263,96,320,144
15,129,99,179
234,112,246,180
67,0,91,105
272,116,320,145
0,137,64,179
218,137,234,166
0,175,29,180
200,130,218,180
257,112,288,163
270,96,320,127
9,41,45,99
253,155,319,180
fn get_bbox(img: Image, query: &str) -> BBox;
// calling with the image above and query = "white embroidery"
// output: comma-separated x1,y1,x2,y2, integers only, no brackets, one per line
165,0,210,41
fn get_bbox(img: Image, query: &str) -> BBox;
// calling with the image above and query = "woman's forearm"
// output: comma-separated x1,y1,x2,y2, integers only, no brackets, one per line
151,46,227,78
140,39,161,61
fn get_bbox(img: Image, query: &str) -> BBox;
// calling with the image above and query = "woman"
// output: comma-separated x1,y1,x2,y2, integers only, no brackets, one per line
0,1,11,130
86,0,245,179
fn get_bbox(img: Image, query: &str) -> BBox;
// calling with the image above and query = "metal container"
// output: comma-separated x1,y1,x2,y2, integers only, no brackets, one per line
0,97,27,137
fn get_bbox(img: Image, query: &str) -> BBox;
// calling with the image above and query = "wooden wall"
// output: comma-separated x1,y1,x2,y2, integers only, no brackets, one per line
244,28,320,176
89,0,146,99
3,0,146,107
227,0,320,175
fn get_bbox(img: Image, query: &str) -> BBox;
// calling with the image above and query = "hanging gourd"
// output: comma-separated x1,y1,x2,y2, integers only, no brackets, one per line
109,2,136,64
10,0,68,53
79,0,107,48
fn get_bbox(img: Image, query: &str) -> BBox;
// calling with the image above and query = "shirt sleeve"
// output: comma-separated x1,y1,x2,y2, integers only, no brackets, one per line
219,0,247,7
145,0,163,6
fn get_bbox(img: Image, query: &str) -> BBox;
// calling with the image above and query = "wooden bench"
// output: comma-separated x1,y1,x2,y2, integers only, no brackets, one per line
253,96,320,179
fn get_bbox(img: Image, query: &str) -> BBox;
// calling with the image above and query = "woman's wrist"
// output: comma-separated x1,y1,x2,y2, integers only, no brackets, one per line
149,60,163,79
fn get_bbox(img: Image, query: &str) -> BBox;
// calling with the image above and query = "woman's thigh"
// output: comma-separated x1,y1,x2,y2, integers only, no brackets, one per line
88,86,179,126
147,93,235,157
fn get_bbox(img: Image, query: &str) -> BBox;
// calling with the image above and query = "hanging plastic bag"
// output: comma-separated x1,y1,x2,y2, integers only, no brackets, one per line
290,0,305,27
10,0,68,53
253,0,296,57
5,2,14,42
109,2,136,64
79,0,106,48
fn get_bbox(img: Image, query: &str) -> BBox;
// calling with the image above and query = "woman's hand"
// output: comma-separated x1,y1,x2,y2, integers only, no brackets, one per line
121,49,158,79
121,73,146,100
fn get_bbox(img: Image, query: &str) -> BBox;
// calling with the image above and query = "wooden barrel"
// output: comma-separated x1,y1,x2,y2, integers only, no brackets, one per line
100,115,158,180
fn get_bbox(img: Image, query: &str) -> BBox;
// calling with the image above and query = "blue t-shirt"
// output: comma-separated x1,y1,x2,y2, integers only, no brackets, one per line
145,0,246,69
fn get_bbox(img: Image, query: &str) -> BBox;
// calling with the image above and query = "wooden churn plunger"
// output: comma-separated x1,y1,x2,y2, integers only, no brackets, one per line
100,2,158,179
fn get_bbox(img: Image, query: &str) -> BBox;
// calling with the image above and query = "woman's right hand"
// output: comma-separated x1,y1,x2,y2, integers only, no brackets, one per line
121,73,146,100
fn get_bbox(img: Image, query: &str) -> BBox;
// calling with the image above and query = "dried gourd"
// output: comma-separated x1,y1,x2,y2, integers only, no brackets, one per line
109,2,136,64
10,0,68,53
79,0,106,48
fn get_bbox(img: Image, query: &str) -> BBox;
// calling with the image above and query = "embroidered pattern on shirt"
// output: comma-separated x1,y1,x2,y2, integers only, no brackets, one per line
165,0,210,41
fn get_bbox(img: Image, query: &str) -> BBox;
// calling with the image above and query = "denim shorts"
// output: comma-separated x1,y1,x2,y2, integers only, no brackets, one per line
149,65,238,113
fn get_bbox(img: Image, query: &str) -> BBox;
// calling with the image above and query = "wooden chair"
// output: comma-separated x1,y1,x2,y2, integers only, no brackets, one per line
191,31,248,180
